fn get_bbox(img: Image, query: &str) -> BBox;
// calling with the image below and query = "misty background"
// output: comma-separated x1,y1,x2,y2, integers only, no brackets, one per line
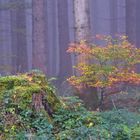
0,0,139,93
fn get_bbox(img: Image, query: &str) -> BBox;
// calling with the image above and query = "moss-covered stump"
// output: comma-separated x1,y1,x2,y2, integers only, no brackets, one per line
0,71,61,139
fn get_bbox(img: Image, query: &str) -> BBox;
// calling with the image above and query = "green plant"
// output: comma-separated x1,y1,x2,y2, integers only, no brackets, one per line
131,125,140,140
1,72,140,140
94,109,140,140
54,97,100,131
0,71,60,139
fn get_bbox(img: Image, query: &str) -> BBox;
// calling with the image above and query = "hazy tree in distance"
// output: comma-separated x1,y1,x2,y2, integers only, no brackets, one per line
125,0,136,44
57,0,72,83
125,0,140,72
32,0,47,74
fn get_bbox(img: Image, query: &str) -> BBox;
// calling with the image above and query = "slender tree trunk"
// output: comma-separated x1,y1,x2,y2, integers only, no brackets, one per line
136,0,140,72
126,0,140,72
110,0,118,37
74,0,91,42
25,0,32,71
46,0,59,78
16,0,28,72
74,0,91,72
32,0,47,74
125,0,136,44
73,0,98,110
10,0,18,74
10,0,28,73
57,0,72,82
0,0,12,75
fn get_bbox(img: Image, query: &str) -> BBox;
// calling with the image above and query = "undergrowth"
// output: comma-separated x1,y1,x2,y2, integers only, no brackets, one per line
0,72,140,140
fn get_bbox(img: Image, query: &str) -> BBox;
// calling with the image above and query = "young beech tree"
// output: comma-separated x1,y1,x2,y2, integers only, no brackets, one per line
67,35,140,109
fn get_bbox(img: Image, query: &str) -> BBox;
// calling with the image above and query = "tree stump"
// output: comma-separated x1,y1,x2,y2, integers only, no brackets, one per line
32,92,53,117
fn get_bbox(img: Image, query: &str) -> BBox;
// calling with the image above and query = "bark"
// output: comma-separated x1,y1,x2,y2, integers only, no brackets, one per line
57,0,72,82
73,0,99,110
110,0,118,36
74,0,91,42
136,0,140,72
117,0,125,34
125,0,136,44
10,0,28,73
0,0,12,75
10,0,18,74
32,92,53,117
136,1,140,48
16,0,28,72
126,0,140,72
25,0,32,71
46,0,59,77
99,87,105,111
32,0,47,74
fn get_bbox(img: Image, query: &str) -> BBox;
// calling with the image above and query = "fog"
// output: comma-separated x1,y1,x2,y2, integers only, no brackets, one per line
0,0,139,91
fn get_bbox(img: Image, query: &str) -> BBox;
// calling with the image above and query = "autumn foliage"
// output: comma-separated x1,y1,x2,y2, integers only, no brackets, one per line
67,35,140,104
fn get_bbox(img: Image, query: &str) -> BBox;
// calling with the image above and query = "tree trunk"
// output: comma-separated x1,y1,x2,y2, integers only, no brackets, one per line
57,0,72,82
25,0,32,71
16,0,28,72
125,0,136,44
10,0,28,73
136,0,140,72
110,0,118,37
0,0,12,75
46,0,59,78
77,87,99,110
10,0,18,74
32,92,53,117
32,0,47,74
73,0,99,110
126,0,140,72
74,0,91,42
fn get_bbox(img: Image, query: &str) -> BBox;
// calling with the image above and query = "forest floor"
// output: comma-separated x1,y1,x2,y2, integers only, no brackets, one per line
104,87,140,112
0,72,140,139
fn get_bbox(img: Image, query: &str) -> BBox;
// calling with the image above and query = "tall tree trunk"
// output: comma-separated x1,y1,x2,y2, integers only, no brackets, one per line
74,0,91,72
74,0,91,42
10,0,18,74
73,0,98,110
57,0,72,82
126,0,140,72
125,0,136,44
0,0,12,75
32,0,47,114
136,0,140,72
16,0,28,72
117,0,126,34
10,0,28,73
46,0,59,78
32,0,47,74
110,0,118,37
25,0,32,71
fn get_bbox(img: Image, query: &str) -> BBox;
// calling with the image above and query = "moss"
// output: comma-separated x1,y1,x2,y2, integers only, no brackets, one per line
0,76,28,89
0,71,61,115
0,71,64,139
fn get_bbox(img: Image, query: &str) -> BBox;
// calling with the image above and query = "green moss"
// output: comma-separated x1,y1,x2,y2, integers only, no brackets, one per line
45,88,61,111
0,76,28,90
0,73,61,115
0,71,62,139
